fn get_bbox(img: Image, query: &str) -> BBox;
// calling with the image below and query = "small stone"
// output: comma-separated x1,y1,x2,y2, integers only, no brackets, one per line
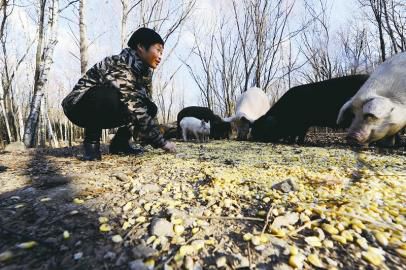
272,178,297,193
104,251,116,260
271,212,299,229
74,252,83,260
150,218,174,237
131,244,159,259
235,255,249,268
140,184,161,195
129,259,149,270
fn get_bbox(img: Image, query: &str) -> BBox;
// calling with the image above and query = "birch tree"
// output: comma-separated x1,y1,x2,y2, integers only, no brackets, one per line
23,0,59,147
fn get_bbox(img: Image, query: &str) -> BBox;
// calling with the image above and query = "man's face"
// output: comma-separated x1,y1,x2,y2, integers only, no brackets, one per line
137,43,164,69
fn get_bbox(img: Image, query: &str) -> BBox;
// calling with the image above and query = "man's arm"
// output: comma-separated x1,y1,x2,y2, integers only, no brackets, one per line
123,89,167,148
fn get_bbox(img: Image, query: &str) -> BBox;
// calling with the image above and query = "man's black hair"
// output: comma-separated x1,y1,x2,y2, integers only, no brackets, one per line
127,27,164,50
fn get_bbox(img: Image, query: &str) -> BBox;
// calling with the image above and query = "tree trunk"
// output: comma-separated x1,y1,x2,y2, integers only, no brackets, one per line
79,0,88,74
0,98,12,142
120,0,128,49
23,0,59,147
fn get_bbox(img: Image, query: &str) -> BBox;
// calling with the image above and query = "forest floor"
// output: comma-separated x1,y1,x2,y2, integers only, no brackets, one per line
0,134,405,270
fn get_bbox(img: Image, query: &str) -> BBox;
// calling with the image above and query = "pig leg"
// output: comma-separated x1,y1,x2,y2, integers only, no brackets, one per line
182,128,188,142
394,133,402,147
375,135,397,148
193,131,200,142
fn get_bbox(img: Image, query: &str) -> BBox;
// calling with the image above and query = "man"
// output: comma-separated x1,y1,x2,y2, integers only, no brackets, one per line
62,28,176,161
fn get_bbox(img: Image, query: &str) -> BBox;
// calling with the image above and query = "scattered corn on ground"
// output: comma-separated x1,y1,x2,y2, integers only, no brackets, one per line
0,140,405,269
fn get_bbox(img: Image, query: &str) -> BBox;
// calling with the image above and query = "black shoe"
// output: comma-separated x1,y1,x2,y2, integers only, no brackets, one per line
109,127,144,156
83,142,102,161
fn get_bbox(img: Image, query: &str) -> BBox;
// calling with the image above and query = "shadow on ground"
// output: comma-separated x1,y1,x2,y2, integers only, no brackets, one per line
0,148,130,269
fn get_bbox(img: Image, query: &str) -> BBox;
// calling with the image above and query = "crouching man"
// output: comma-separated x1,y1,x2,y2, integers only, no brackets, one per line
61,28,176,161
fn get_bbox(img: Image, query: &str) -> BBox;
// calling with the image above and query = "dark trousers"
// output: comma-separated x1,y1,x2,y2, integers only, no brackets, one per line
65,84,132,142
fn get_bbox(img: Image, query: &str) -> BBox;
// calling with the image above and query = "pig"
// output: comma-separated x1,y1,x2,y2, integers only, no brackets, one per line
223,87,270,140
337,52,406,146
180,117,211,142
177,106,231,139
251,75,370,143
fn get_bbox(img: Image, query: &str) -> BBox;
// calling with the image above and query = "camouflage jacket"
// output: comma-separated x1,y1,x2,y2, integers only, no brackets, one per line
62,48,166,148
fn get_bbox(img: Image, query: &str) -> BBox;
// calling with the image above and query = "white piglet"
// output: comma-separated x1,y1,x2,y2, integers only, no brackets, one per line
180,117,211,142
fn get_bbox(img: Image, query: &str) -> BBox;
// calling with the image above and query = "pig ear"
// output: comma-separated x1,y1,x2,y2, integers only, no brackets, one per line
362,97,393,119
337,99,353,125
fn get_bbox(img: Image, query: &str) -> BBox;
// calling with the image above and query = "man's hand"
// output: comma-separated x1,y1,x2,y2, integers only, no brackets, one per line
162,141,176,153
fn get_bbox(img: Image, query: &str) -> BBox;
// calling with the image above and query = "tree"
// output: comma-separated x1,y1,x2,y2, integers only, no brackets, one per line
23,0,59,147
119,0,143,48
79,0,88,74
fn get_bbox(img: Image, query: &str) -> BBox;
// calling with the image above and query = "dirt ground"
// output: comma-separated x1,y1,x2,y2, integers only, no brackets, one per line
0,134,405,270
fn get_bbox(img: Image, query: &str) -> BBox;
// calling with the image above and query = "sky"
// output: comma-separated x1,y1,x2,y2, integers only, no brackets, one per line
5,0,362,116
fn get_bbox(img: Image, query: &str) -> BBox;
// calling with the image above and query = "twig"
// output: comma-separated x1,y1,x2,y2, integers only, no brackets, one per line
190,215,264,222
261,206,274,234
248,242,253,269
123,222,143,240
288,219,322,237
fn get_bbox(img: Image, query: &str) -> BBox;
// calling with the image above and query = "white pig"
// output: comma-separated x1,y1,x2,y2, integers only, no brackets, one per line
337,52,406,145
223,87,270,140
180,117,211,142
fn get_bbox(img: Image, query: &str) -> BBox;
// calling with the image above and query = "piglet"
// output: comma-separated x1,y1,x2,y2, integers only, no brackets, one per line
180,117,211,142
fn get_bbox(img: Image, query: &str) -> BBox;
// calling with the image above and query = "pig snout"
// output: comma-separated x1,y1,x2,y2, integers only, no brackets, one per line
345,128,370,145
346,133,363,145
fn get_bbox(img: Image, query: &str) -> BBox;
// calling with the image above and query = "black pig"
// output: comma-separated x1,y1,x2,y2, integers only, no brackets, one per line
251,75,370,143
